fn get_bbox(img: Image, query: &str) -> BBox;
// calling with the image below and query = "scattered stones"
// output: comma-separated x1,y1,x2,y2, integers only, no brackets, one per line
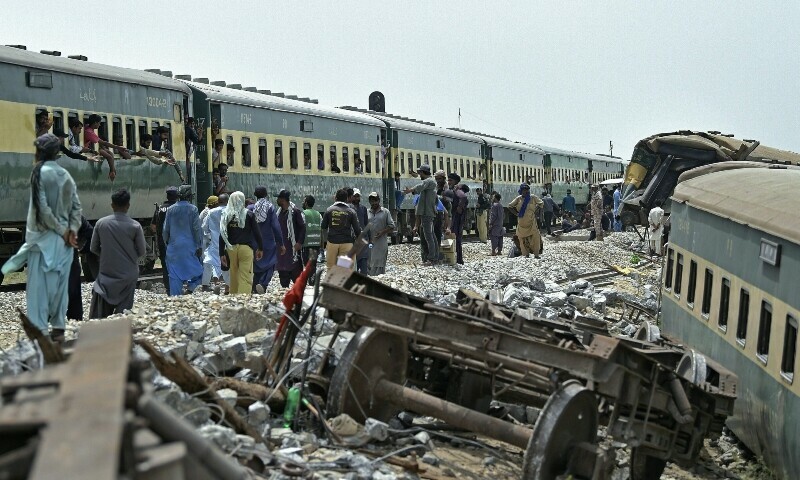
218,306,273,336
365,418,389,442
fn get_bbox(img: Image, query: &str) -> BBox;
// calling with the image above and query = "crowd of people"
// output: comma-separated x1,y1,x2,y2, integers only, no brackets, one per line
4,133,637,343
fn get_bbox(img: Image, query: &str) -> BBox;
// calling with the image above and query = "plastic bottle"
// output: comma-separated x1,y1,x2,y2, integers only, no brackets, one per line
283,385,301,427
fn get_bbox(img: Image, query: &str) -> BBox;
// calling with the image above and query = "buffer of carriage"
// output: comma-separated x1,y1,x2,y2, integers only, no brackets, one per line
319,267,738,480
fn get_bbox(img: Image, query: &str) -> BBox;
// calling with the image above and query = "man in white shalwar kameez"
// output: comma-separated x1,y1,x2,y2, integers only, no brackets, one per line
2,134,82,341
648,200,665,255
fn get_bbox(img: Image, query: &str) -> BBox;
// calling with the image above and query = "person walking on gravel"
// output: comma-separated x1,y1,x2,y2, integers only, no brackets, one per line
89,189,145,318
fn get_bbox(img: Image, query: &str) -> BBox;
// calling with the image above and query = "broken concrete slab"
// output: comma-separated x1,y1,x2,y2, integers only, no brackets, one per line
218,306,273,337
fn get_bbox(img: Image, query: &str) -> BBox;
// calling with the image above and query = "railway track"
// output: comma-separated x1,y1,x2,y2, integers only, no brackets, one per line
0,268,165,293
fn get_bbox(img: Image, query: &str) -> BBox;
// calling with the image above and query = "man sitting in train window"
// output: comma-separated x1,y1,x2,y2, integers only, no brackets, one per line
53,128,89,161
113,133,132,160
35,110,52,137
213,164,230,195
212,139,225,168
226,143,236,166
331,158,341,173
151,126,171,152
66,119,95,161
84,114,120,181
184,117,203,158
354,156,364,175
134,133,175,165
275,150,283,169
304,151,312,170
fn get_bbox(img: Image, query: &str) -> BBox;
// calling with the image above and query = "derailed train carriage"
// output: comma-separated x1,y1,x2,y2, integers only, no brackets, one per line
661,163,800,479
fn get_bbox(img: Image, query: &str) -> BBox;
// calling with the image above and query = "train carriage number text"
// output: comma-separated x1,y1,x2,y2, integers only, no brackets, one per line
147,97,168,108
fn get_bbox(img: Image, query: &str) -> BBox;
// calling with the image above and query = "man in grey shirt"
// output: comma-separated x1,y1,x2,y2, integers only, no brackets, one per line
89,189,146,318
404,164,438,265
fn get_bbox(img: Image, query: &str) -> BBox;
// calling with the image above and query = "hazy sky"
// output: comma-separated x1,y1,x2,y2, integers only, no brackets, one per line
4,1,799,158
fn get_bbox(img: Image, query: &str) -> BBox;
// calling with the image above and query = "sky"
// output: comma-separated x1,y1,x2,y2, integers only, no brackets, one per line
4,1,799,158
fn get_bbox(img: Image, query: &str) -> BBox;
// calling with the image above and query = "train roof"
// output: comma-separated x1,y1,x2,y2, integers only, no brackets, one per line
184,82,384,127
343,109,483,143
672,163,800,244
636,131,800,165
480,136,545,154
536,144,628,164
0,46,191,94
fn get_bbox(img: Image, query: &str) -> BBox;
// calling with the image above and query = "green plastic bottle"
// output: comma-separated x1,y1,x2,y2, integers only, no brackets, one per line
283,386,301,427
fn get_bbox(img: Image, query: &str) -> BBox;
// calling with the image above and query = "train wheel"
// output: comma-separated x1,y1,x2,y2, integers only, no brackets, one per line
630,448,667,480
327,327,408,423
523,381,599,479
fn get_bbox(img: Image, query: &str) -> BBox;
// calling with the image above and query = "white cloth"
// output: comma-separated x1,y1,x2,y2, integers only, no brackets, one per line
648,206,665,254
220,192,247,249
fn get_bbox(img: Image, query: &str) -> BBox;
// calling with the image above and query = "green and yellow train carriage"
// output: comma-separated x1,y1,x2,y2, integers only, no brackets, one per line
661,164,800,479
484,137,545,208
0,46,192,278
542,146,627,210
185,81,386,210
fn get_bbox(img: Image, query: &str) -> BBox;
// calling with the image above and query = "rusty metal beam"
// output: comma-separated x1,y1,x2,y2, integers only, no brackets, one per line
375,379,532,449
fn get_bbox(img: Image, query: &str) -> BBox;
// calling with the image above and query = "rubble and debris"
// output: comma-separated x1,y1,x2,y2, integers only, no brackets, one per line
0,234,776,480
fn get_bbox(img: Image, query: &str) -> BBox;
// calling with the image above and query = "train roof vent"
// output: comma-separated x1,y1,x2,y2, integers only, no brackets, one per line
67,54,88,61
707,130,721,134
193,77,209,84
272,92,285,97
211,81,226,87
310,99,319,104
257,89,270,95
159,70,173,78
244,87,257,92
40,50,61,56
175,74,192,80
286,95,298,100
228,83,242,90
298,97,310,102
145,69,162,75
6,44,26,50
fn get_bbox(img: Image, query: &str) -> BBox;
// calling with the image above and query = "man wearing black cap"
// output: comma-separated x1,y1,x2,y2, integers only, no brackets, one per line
321,188,360,271
275,189,307,287
2,134,82,341
151,186,178,290
404,164,438,265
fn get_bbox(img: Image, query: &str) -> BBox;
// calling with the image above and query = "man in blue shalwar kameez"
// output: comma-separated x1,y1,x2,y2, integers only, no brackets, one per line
247,186,284,293
2,134,82,341
163,185,203,295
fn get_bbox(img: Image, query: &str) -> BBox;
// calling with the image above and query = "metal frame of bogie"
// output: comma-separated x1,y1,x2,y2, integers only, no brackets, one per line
319,267,737,480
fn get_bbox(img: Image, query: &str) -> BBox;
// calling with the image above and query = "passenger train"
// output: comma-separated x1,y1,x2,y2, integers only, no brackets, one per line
661,162,799,479
0,45,627,280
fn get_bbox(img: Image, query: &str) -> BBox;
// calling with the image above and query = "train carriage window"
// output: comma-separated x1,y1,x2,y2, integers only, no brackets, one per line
664,249,674,289
289,141,298,170
687,260,698,306
416,154,421,169
354,148,363,174
407,152,413,174
674,253,683,296
51,110,63,133
225,135,234,166
112,117,123,151
241,137,251,167
701,269,713,317
125,119,136,150
393,154,398,175
138,120,148,141
400,152,405,174
736,289,750,344
375,150,380,174
460,158,465,176
781,315,797,381
365,149,372,174
258,139,267,168
303,143,311,170
342,147,349,172
163,123,173,151
446,158,451,174
330,146,339,172
424,154,429,166
317,144,325,171
757,301,772,362
719,278,730,330
274,140,283,168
